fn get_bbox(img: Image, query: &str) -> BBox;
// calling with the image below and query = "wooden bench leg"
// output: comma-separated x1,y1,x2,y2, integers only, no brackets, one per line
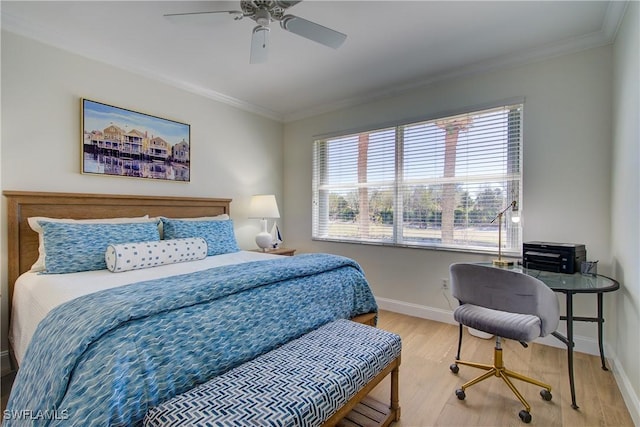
323,355,401,427
391,361,401,422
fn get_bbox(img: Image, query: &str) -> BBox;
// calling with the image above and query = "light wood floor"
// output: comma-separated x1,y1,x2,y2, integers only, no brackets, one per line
369,310,634,427
1,311,634,426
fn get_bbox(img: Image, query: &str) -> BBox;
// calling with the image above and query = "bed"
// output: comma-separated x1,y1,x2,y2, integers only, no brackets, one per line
2,191,378,427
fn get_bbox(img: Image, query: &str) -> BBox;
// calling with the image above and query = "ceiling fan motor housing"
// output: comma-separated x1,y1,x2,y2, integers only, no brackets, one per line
241,1,299,22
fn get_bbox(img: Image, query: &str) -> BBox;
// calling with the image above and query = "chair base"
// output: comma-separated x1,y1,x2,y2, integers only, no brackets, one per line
450,344,553,423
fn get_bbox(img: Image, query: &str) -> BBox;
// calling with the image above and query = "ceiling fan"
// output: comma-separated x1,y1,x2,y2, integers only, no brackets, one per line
164,1,347,64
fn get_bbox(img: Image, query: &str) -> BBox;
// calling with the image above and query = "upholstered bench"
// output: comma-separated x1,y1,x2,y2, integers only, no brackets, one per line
144,319,402,427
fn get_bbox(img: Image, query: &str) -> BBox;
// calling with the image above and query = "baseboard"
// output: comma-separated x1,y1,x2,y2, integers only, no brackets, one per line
608,347,640,426
376,296,639,424
377,296,457,326
375,296,606,355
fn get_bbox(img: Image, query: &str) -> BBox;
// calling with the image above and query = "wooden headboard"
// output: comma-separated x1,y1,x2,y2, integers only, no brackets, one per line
3,191,232,302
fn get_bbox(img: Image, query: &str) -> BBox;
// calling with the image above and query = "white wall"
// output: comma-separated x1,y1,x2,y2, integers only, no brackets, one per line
285,45,613,328
284,43,621,376
0,31,284,358
1,11,637,420
285,20,640,417
612,1,640,422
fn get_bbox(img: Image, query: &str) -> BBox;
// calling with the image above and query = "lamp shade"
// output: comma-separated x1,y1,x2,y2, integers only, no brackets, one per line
248,195,280,219
511,201,521,223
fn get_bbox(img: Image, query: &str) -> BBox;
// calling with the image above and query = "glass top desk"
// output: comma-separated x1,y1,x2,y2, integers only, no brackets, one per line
488,264,620,409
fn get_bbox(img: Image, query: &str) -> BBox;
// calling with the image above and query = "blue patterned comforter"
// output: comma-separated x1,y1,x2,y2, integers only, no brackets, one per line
4,253,378,427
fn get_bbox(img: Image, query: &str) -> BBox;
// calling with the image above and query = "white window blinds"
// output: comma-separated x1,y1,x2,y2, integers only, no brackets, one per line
312,102,523,254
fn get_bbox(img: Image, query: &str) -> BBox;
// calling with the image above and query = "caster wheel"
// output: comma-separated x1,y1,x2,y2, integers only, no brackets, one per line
519,410,532,423
450,363,459,374
540,389,552,401
455,389,466,400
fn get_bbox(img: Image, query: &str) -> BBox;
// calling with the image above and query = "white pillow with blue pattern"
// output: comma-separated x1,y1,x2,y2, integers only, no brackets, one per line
105,237,208,273
38,220,161,274
161,218,240,256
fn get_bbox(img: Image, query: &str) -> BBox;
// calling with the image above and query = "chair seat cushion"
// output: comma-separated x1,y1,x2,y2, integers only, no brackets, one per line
454,304,541,342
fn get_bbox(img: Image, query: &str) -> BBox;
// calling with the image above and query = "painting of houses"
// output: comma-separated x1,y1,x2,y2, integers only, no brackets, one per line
82,99,190,182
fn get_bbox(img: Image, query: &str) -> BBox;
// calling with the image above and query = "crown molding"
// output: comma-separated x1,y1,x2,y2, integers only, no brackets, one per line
3,2,629,125
1,11,284,122
282,1,629,123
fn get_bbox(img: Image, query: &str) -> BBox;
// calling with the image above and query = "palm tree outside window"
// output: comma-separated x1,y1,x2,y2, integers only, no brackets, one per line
312,101,523,255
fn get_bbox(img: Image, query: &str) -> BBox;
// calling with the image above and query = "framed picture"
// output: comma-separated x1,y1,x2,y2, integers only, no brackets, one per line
81,98,190,182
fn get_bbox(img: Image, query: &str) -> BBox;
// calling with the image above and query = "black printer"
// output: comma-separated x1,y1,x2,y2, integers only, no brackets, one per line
522,242,586,274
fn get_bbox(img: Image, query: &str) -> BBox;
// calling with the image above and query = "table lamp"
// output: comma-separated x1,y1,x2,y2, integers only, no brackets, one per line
248,194,280,251
491,200,520,266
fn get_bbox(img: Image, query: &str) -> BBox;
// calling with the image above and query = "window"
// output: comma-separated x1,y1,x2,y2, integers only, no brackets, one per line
312,102,523,255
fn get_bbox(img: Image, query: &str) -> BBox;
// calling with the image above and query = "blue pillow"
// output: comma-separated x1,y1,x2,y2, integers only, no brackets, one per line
39,221,161,274
161,219,240,256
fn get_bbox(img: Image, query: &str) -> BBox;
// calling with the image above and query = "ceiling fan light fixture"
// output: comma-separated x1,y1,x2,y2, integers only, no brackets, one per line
250,25,270,64
253,8,271,26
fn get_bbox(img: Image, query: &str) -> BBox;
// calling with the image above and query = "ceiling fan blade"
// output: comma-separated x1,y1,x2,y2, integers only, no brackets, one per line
275,1,303,9
164,10,244,25
280,14,346,49
250,26,270,64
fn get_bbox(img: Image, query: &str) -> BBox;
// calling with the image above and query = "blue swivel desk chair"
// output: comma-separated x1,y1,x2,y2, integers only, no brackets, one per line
448,263,560,423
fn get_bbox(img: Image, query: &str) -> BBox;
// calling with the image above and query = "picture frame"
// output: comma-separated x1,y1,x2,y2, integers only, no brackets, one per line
81,98,190,182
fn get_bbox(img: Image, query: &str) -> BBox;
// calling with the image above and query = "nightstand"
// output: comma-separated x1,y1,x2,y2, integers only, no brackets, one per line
251,247,296,256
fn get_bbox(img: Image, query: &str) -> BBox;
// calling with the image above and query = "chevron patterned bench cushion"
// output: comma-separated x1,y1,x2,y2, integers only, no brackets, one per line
144,319,402,427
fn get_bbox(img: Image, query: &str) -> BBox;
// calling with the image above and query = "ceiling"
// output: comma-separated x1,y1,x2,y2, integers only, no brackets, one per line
1,1,627,122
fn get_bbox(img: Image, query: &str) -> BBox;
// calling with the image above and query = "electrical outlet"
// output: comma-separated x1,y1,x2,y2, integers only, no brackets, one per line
441,278,449,289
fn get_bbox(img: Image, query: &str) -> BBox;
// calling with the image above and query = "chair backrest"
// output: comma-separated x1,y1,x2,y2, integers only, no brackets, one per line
449,263,560,337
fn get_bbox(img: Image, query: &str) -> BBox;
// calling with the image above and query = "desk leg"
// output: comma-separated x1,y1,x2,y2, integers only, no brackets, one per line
597,292,609,371
566,293,579,410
